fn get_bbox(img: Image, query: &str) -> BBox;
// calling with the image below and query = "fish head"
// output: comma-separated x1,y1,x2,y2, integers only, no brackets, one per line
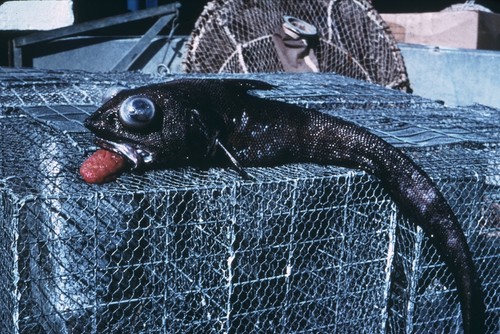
84,79,277,170
84,83,202,170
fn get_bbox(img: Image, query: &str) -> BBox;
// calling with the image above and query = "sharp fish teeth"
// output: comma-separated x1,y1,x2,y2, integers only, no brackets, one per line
137,149,155,164
95,139,151,170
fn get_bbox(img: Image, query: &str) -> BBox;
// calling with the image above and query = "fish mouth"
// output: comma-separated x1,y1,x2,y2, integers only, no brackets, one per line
95,138,156,170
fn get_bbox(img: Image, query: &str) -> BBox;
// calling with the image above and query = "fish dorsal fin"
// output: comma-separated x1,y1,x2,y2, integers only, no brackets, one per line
221,79,276,94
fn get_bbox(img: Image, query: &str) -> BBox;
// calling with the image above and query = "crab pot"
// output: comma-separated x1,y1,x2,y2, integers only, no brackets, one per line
0,68,499,333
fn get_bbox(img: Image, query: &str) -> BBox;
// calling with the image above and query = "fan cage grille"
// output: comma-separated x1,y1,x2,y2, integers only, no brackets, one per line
184,0,410,91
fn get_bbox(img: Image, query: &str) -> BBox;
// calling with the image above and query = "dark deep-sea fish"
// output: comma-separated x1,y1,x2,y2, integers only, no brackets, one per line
82,79,485,333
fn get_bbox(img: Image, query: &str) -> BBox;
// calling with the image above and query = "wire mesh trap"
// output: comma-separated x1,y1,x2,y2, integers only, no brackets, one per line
0,68,499,333
184,0,411,92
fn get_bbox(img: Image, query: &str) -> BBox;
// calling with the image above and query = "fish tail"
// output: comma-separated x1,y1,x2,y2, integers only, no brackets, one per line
427,214,486,334
302,113,486,333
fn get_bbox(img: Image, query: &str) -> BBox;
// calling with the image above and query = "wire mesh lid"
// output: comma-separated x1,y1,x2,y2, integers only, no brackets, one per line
0,68,498,198
184,0,411,92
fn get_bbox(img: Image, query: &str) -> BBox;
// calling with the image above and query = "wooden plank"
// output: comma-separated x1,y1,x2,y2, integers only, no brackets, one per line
381,11,500,51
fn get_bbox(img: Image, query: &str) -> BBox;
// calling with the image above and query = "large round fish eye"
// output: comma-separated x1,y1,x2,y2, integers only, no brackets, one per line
118,95,156,129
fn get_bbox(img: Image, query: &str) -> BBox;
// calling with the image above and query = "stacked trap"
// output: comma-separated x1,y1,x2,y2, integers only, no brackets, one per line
0,68,498,333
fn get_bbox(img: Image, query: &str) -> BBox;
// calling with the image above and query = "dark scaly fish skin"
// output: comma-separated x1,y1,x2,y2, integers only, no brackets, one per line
85,79,485,333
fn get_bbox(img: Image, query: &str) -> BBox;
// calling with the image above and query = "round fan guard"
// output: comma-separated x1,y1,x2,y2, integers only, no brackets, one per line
183,0,411,92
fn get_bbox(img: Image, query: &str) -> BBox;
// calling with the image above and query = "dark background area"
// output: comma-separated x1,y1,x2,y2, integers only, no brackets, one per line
1,0,499,67
72,0,206,33
373,0,500,13
72,1,500,25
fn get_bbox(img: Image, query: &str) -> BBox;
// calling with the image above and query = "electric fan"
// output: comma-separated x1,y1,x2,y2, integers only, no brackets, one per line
183,0,411,91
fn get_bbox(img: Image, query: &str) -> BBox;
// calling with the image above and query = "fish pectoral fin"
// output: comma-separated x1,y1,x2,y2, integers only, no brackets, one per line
188,108,253,180
188,108,222,158
215,139,254,181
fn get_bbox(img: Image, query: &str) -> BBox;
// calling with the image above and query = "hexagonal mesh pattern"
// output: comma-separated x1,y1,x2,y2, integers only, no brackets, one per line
184,0,411,91
0,68,498,333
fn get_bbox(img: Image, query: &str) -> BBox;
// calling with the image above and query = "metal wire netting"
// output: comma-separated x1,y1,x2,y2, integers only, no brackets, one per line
184,0,411,91
0,68,499,333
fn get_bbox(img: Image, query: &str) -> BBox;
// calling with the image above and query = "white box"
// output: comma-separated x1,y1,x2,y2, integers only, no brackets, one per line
0,0,74,31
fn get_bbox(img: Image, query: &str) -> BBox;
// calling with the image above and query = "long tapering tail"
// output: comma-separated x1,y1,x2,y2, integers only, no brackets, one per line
302,111,486,333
